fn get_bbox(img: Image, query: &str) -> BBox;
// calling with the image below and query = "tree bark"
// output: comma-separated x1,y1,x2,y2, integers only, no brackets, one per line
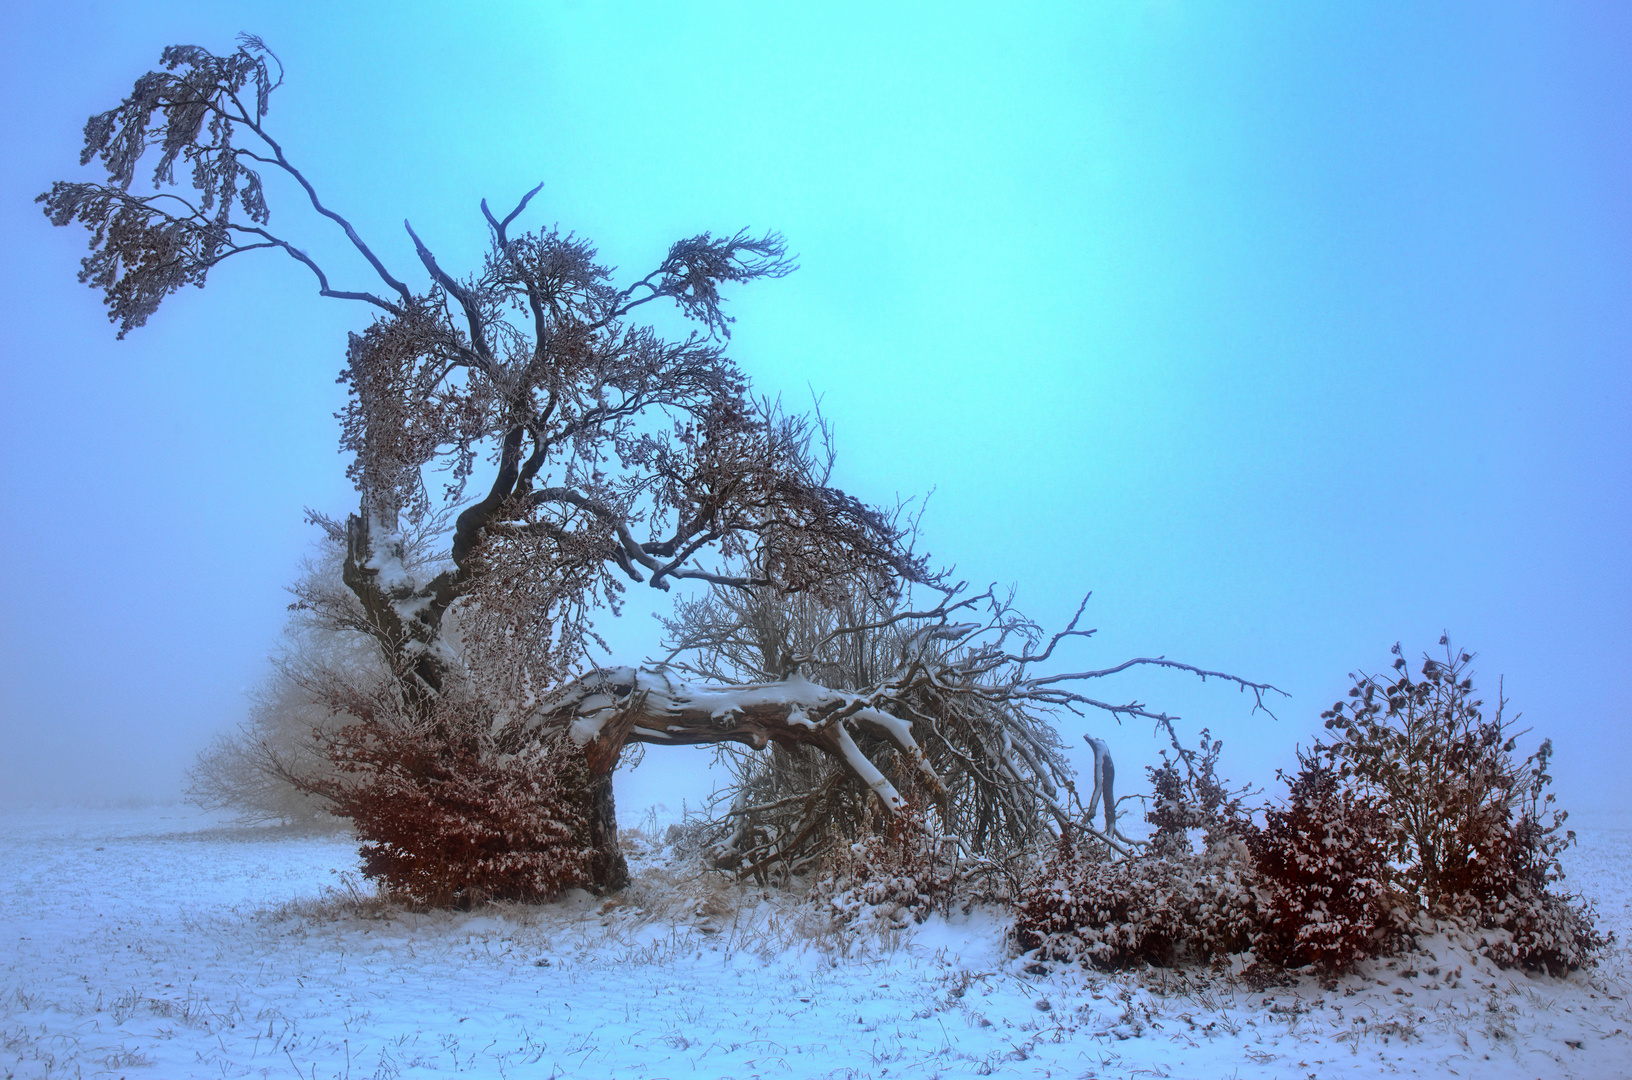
585,767,629,892
538,666,948,890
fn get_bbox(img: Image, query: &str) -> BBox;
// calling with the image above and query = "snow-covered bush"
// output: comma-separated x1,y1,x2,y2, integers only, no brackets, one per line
196,518,611,907
1142,733,1255,856
1320,638,1533,911
1470,877,1607,976
1014,828,1259,969
1248,759,1403,973
309,713,594,908
1014,644,1608,978
1015,736,1260,969
1442,746,1610,975
816,801,958,928
1319,639,1607,972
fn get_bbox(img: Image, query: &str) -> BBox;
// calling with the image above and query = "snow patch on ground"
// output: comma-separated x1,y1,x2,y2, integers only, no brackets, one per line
2,806,1628,1078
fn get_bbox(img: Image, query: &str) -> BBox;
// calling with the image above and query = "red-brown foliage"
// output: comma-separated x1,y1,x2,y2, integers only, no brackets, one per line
1320,641,1608,972
819,800,958,926
1014,828,1260,970
312,720,595,908
1248,760,1402,973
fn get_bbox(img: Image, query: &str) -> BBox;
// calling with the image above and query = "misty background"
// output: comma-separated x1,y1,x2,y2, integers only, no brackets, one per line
0,2,1626,819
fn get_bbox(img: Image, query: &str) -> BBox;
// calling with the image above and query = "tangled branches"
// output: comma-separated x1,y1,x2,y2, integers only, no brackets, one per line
645,581,1285,883
53,38,1285,898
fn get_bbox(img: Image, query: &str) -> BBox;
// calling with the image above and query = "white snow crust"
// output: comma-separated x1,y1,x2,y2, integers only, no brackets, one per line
2,806,1629,1079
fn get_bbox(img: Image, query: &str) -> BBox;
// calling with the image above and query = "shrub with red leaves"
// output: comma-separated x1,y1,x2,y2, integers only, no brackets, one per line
1016,734,1260,970
312,719,595,908
819,800,958,927
1437,746,1611,975
1013,647,1610,977
1248,760,1403,973
1321,640,1608,973
1457,811,1609,976
1014,829,1260,970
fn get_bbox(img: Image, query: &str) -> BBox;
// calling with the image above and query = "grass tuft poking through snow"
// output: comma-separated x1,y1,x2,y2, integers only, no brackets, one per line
2,806,1628,1079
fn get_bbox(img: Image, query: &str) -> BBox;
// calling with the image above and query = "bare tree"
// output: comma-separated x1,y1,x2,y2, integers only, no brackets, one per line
46,37,1282,895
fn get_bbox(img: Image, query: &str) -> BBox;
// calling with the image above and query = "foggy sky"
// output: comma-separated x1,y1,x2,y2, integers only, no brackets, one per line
1,2,1627,816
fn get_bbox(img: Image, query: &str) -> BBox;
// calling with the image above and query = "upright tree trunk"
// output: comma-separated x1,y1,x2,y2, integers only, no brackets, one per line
584,765,629,892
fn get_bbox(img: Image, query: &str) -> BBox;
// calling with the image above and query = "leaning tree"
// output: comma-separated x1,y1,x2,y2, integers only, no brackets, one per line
44,38,1281,896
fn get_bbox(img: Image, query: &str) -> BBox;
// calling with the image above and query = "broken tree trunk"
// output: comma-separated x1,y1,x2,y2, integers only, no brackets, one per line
534,666,949,890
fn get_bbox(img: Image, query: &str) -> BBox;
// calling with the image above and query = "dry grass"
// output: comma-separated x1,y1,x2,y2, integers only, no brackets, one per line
250,822,917,970
262,870,398,923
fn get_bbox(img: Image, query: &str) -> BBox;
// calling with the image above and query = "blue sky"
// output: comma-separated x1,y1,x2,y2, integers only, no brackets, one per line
1,2,1627,815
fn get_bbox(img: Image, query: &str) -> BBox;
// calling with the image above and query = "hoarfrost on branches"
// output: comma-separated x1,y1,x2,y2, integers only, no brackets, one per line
52,36,1282,896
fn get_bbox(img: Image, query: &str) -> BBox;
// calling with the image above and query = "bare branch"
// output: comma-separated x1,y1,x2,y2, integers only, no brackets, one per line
403,219,495,368
481,181,543,246
226,115,413,303
1021,657,1287,719
227,224,402,312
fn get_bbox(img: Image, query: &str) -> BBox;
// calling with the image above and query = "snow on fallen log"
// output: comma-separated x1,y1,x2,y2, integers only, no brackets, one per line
533,666,942,812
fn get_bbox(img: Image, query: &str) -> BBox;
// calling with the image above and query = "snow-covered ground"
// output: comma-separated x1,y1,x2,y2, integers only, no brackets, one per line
2,807,1628,1079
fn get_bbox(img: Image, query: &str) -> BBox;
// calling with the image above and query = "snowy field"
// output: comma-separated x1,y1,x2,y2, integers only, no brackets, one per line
2,807,1629,1080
